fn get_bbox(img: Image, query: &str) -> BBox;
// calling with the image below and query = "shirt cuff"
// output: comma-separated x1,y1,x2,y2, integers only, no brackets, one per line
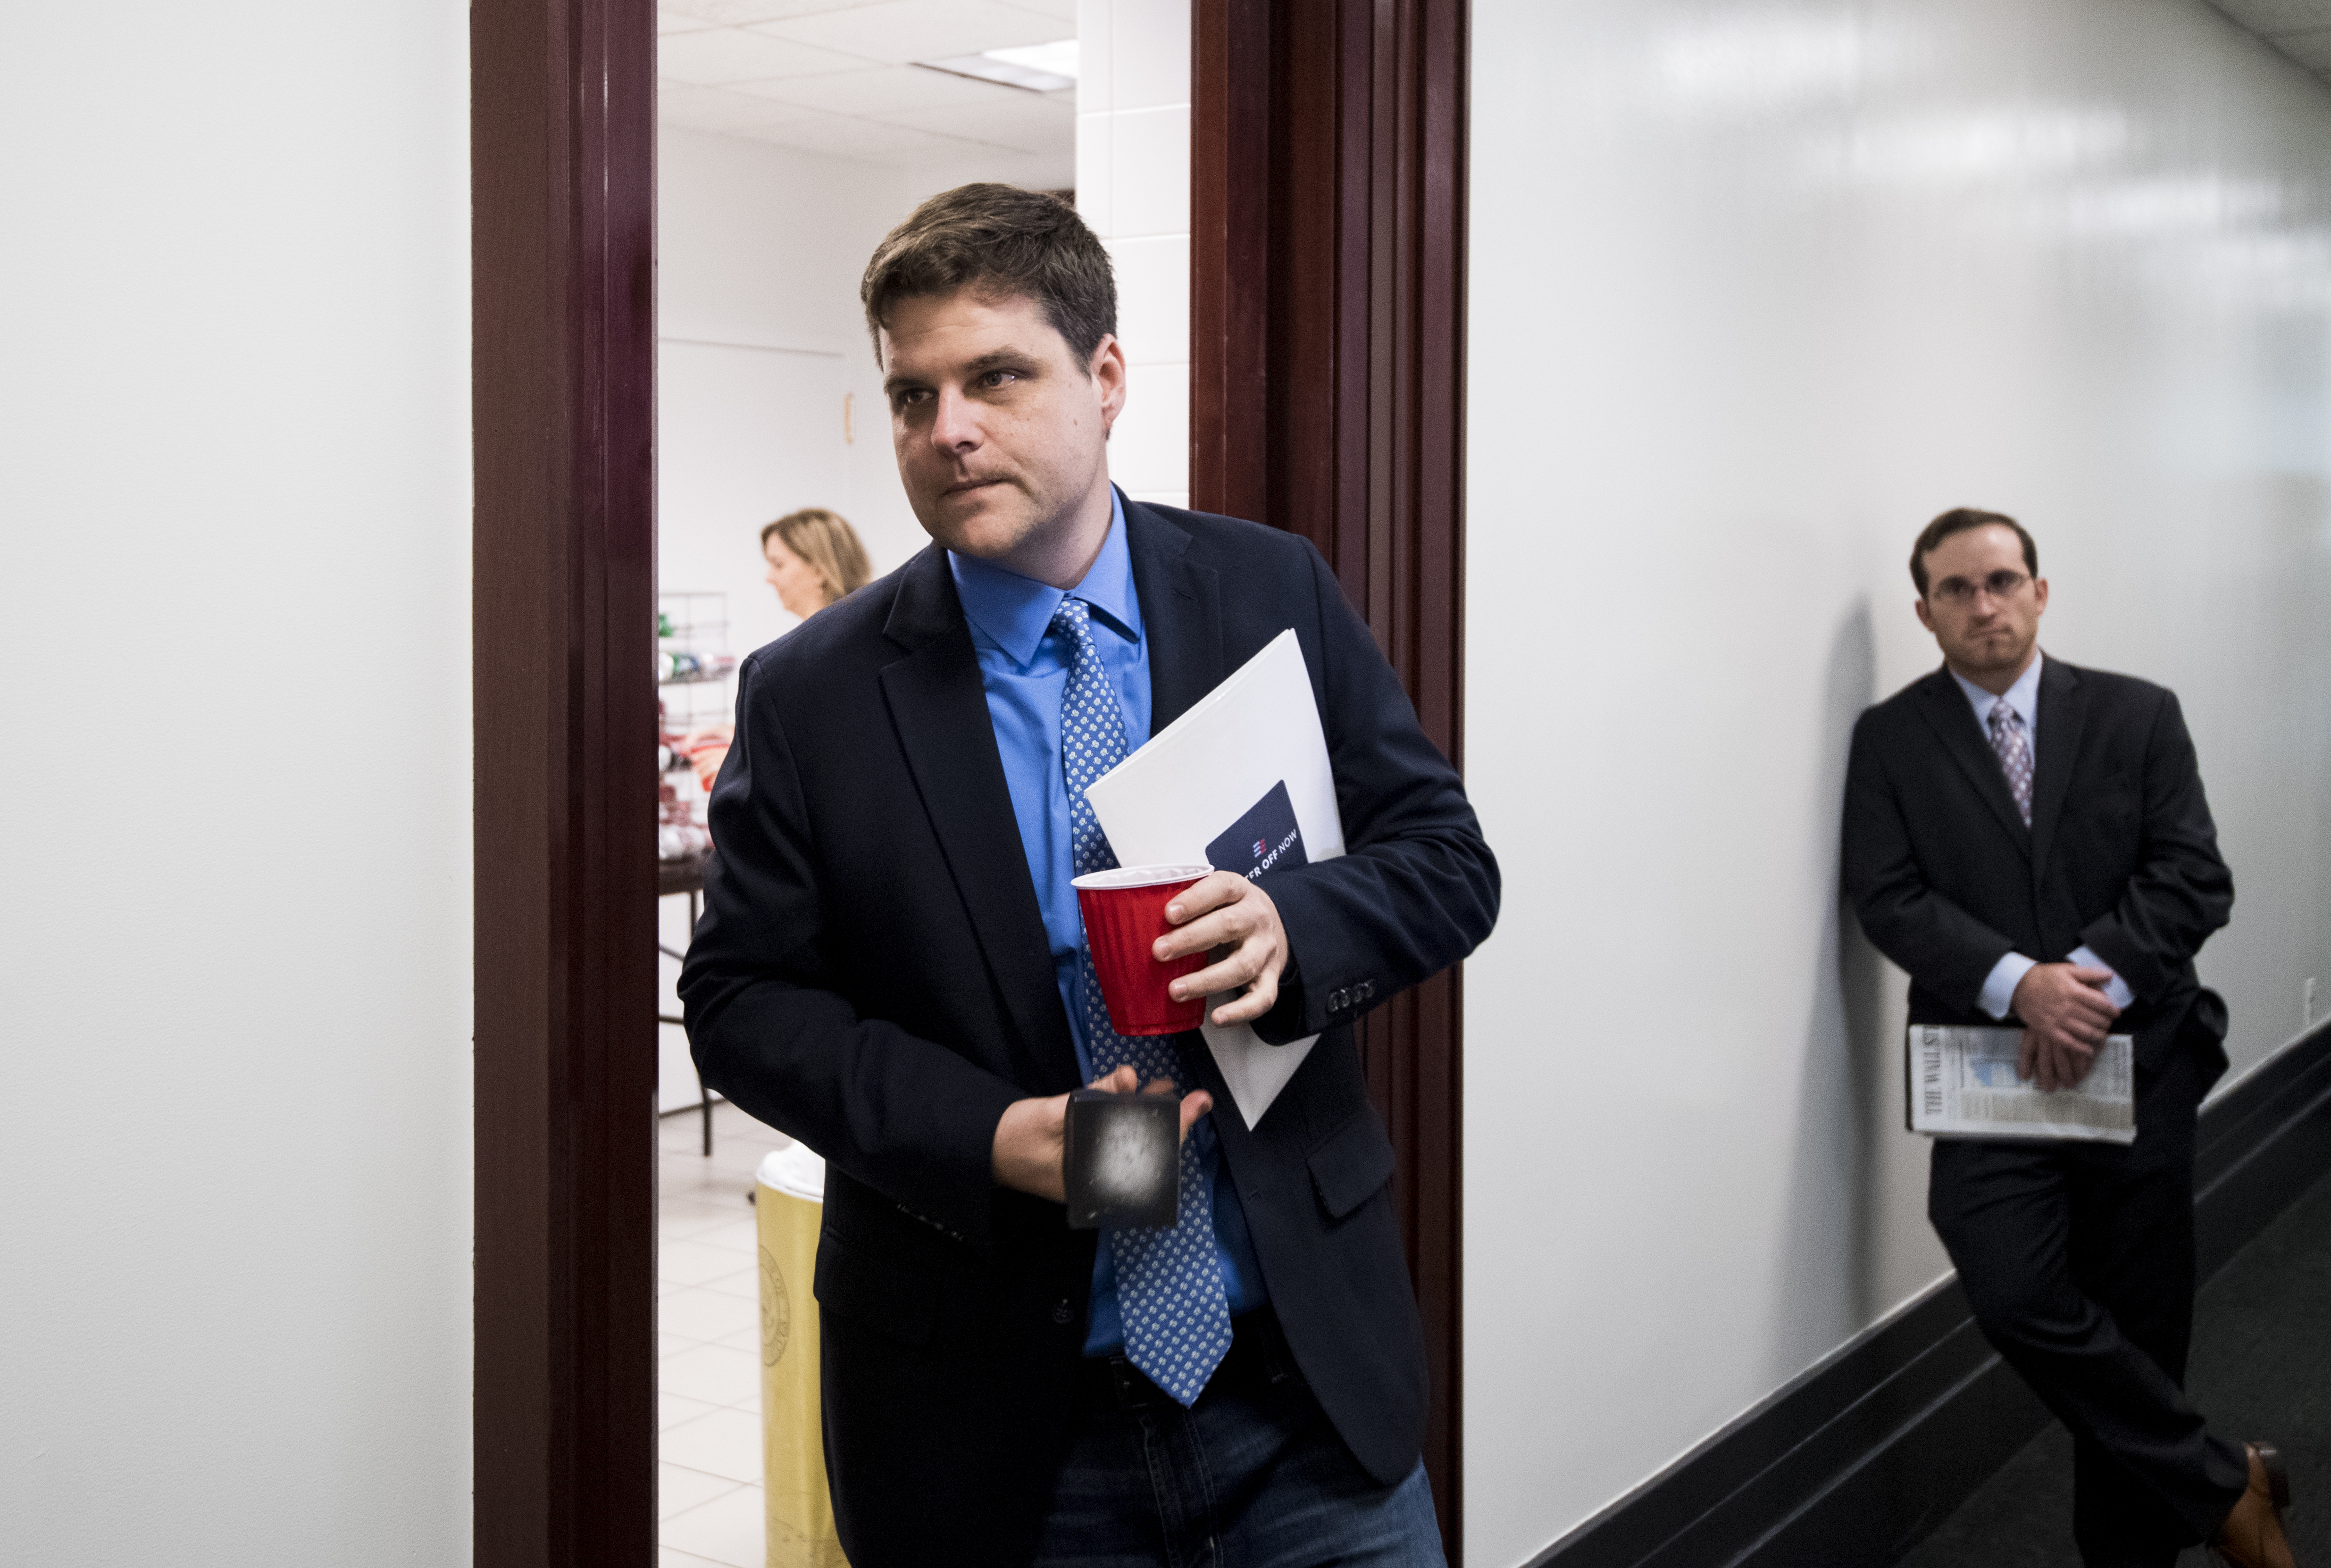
2068,945,2136,1011
1978,952,2038,1021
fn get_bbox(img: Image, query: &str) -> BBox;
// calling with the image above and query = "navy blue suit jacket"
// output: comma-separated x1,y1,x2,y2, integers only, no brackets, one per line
680,498,1500,1565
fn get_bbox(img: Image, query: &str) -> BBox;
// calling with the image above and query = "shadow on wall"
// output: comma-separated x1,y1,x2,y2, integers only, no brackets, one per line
1774,596,1885,1380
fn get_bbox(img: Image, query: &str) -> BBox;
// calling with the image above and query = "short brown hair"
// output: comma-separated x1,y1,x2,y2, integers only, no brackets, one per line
1911,508,2038,596
859,184,1116,369
760,508,872,606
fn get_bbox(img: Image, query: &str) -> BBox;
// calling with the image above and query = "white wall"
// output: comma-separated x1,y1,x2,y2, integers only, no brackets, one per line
0,4,473,1564
1077,0,1193,509
1461,1,2331,1562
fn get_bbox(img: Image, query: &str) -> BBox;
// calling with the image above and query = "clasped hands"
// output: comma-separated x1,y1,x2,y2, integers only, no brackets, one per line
991,871,1286,1200
2013,962,2121,1092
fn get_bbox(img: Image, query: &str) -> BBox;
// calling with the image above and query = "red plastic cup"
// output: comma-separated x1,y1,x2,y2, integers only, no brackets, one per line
1072,864,1214,1036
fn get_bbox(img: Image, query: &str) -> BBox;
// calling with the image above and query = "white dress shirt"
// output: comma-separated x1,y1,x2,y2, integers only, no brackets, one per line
1950,650,2137,1019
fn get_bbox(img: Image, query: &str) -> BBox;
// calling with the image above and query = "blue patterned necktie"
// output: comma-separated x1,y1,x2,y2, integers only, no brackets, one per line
1052,596,1232,1406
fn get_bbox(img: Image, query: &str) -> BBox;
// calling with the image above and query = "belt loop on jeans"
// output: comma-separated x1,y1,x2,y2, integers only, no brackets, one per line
1105,1354,1159,1409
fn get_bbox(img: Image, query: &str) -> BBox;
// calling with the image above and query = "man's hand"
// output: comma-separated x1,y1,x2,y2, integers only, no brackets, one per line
2012,962,2121,1091
991,1065,1214,1202
1154,870,1289,1028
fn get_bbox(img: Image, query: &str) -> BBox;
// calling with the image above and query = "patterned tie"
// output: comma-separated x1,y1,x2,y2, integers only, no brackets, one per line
1052,596,1232,1406
1989,701,2034,828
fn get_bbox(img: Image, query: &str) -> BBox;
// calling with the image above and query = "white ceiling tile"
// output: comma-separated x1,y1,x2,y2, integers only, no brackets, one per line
750,0,1071,68
1003,0,1079,20
658,82,832,136
661,0,893,24
659,10,720,35
658,27,877,84
871,95,1074,155
739,110,1007,161
2269,24,2331,65
730,63,1034,115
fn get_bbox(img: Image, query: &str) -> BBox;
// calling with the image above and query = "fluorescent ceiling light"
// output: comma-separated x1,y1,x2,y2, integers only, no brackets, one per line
916,39,1078,94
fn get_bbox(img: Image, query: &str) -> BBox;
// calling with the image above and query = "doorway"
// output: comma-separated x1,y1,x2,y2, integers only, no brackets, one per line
471,1,1468,1561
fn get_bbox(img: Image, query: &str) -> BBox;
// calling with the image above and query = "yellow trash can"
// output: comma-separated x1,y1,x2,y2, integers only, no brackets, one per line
756,1143,849,1568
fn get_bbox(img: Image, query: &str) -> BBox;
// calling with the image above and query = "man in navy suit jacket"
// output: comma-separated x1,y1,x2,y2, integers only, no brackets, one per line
1842,510,2292,1568
680,185,1498,1567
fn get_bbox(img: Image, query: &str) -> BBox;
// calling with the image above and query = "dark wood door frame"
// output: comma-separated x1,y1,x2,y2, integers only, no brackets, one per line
1193,0,1472,1553
471,0,1469,1557
472,0,658,1561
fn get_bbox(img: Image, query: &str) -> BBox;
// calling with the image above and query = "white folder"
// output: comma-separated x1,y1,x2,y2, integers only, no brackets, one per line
1083,630,1343,1128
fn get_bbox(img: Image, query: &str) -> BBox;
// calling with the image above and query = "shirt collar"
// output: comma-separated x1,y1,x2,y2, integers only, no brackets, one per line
948,488,1141,669
1951,649,2044,732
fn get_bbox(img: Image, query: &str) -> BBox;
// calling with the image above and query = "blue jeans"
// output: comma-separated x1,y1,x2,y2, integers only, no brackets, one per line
1030,1312,1447,1568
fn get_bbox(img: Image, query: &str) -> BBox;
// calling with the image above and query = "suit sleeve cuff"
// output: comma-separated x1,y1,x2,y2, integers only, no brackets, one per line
2067,944,2136,1011
1978,952,2037,1021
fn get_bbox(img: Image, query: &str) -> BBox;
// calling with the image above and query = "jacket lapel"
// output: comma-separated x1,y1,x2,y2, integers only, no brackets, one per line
1122,495,1223,730
1911,666,2032,858
2028,655,2086,884
876,548,1081,1091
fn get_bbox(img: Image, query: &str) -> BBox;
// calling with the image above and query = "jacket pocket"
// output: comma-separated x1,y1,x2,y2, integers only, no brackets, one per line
1308,1107,1397,1221
813,1236,939,1347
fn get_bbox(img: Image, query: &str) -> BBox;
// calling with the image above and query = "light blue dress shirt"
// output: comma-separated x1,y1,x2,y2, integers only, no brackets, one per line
948,489,1267,1356
1951,652,2137,1018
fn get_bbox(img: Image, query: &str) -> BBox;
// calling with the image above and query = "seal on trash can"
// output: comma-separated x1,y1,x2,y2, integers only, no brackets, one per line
759,1245,791,1367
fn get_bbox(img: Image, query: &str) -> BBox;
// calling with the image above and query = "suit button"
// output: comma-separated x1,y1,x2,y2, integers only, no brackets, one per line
1329,988,1347,1011
1050,1300,1074,1327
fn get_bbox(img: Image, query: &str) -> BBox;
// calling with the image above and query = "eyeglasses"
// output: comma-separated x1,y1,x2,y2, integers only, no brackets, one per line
1928,570,2030,607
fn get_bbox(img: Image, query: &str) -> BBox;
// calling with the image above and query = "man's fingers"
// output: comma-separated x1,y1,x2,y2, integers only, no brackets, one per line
1140,1075,1179,1098
1155,904,1258,963
2067,966,2117,987
1162,872,1243,927
1177,1090,1214,1140
2017,1029,2037,1082
1088,1064,1141,1094
1207,967,1279,1027
2031,1031,2097,1092
1173,944,1267,1003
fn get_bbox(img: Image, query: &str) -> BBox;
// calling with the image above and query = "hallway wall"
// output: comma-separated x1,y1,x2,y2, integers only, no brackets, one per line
1460,1,2331,1562
0,2,473,1564
1075,0,1194,510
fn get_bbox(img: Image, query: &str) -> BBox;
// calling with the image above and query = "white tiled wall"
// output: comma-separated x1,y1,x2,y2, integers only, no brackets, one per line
1077,0,1191,511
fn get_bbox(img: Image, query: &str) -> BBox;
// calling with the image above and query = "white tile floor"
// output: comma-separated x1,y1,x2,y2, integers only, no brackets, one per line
659,1098,792,1568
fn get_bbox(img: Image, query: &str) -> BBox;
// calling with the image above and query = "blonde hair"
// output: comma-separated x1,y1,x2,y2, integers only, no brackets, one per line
760,508,872,607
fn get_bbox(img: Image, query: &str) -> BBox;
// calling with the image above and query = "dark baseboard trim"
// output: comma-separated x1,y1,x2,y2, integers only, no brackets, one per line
1530,1018,2331,1568
2194,1023,2331,1275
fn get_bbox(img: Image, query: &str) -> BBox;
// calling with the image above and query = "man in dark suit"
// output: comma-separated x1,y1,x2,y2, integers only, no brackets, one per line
1842,508,2295,1568
680,185,1498,1567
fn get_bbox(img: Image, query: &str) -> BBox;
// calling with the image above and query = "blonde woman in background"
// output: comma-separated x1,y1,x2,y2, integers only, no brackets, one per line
684,508,874,791
761,506,872,619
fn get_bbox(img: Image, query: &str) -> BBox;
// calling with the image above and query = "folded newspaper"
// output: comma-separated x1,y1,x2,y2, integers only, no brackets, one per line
1906,1025,2136,1144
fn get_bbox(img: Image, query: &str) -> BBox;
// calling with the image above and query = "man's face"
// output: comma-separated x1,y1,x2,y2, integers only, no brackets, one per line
879,287,1124,570
1914,523,2049,681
